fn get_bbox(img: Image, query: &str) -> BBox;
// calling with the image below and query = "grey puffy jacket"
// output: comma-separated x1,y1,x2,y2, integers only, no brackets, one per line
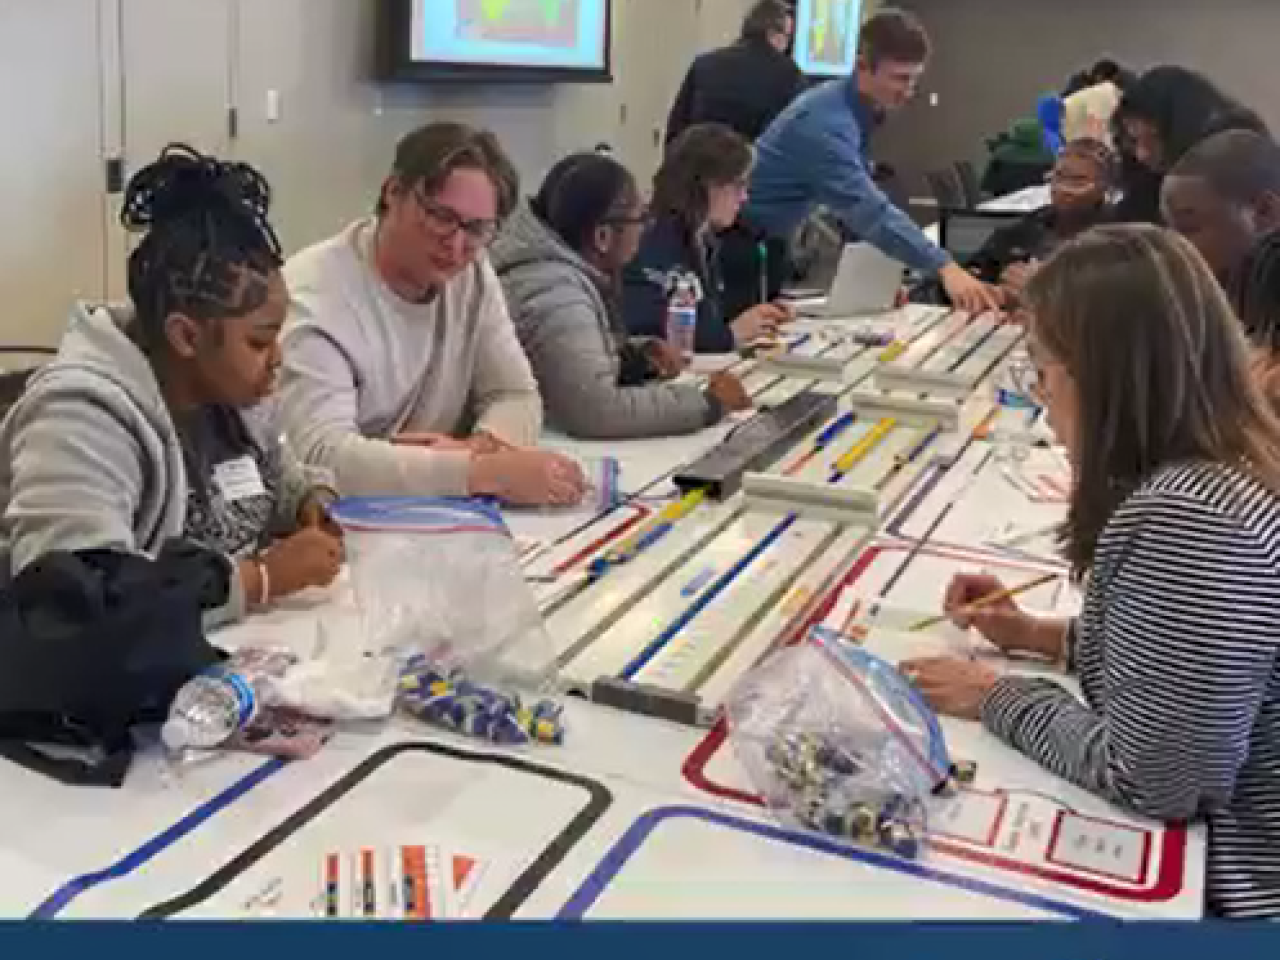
490,204,716,440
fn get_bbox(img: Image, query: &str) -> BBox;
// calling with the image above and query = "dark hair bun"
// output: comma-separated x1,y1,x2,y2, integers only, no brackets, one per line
120,142,272,235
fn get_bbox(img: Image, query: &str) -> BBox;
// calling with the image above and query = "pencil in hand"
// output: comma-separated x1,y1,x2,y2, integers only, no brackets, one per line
908,572,1058,633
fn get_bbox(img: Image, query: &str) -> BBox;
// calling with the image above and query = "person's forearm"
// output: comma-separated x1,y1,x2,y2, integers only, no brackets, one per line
825,162,950,275
1023,616,1073,663
863,213,950,275
306,430,473,497
474,391,541,447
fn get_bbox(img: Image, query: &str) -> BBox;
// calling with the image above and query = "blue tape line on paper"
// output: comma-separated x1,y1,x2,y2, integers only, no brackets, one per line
619,515,795,680
30,757,285,918
558,804,1109,920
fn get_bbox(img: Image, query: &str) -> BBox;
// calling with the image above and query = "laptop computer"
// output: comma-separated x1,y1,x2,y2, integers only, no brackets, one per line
798,243,906,319
938,208,1025,265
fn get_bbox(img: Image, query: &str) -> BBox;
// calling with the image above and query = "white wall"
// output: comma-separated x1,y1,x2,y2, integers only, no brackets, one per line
0,0,759,344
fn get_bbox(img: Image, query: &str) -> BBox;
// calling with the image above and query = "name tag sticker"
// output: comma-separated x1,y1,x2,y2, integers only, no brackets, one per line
213,456,266,502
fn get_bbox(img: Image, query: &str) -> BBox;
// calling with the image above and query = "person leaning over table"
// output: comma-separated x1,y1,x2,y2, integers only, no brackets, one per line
279,121,586,508
623,123,793,354
903,224,1280,918
1235,230,1280,412
489,151,751,440
0,145,344,628
1161,130,1280,412
1112,65,1268,225
734,8,1003,316
1161,129,1280,291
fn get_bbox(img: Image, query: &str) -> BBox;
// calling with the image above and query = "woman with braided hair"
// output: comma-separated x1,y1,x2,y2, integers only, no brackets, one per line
0,144,343,626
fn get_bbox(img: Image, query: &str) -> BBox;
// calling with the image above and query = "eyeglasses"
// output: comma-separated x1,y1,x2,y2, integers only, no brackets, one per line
602,208,654,228
1047,171,1098,189
412,190,501,248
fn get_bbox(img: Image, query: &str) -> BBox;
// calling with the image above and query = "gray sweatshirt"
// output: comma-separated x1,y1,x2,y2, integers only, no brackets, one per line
0,304,314,627
280,219,542,497
489,204,716,440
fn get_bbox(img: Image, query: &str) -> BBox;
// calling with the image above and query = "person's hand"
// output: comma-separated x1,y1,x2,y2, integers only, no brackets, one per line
705,371,753,413
940,263,1003,315
998,261,1039,306
262,526,344,599
645,339,686,379
1001,261,1038,288
296,491,344,538
731,302,791,346
468,448,587,507
462,430,514,456
899,657,1000,720
1251,350,1280,406
393,431,511,455
393,431,471,451
944,573,1061,659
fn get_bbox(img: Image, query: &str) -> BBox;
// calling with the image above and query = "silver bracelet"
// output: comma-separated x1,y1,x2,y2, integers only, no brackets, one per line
256,557,271,607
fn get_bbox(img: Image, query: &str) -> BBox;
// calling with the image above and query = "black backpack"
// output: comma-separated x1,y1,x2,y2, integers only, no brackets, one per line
0,543,227,786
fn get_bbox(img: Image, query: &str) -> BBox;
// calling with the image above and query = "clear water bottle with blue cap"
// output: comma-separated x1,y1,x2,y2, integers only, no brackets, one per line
161,654,290,752
666,273,700,361
991,353,1040,464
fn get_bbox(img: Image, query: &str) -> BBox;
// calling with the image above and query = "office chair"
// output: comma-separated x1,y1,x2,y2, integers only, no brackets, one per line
925,168,966,210
953,160,984,208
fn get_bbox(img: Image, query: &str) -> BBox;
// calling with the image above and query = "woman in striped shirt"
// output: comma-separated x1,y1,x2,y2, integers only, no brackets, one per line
904,224,1280,918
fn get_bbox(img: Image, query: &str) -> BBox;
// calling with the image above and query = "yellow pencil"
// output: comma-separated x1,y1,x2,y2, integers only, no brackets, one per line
831,418,897,476
907,572,1058,632
878,341,908,362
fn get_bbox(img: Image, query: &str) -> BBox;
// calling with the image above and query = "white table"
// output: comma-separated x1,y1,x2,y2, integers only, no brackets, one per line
0,307,1205,920
981,184,1051,214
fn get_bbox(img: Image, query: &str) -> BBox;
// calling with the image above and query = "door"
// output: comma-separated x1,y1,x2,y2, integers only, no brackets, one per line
0,0,112,344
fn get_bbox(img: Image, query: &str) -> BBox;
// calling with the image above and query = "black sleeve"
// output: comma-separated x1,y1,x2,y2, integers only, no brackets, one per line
665,64,697,147
771,62,805,128
966,218,1037,283
622,259,671,340
694,289,737,354
616,341,654,386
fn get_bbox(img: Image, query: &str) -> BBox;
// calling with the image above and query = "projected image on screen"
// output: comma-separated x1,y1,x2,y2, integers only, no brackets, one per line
410,0,608,72
459,0,579,49
794,0,863,78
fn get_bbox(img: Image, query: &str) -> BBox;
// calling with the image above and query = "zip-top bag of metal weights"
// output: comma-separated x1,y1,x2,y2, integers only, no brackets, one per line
331,496,558,696
724,626,953,860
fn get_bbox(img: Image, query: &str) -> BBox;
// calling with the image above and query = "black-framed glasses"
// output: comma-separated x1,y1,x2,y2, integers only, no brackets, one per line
603,207,654,228
412,189,501,248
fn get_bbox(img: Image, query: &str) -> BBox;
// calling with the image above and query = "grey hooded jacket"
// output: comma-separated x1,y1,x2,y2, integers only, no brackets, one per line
0,303,316,628
489,203,718,440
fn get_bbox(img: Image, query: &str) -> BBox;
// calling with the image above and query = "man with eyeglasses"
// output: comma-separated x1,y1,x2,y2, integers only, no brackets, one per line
279,122,586,506
736,8,1003,317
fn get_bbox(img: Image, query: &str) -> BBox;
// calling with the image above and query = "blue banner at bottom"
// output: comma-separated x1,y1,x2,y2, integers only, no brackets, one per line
3,923,1279,958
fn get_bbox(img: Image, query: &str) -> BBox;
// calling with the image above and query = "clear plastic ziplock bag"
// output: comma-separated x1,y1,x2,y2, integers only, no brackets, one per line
724,626,951,859
331,497,558,694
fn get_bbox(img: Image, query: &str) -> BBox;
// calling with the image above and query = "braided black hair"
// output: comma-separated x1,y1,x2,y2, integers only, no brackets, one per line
1235,231,1280,352
121,144,283,352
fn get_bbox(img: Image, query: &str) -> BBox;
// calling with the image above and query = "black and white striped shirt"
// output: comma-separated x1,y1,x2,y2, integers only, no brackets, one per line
981,460,1280,918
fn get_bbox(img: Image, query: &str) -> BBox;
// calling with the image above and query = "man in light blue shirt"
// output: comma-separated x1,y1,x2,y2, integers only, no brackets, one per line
745,8,1001,315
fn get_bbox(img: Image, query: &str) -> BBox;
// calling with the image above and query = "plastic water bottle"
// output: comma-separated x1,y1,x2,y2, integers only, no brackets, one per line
991,358,1039,465
162,663,271,752
666,275,699,361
